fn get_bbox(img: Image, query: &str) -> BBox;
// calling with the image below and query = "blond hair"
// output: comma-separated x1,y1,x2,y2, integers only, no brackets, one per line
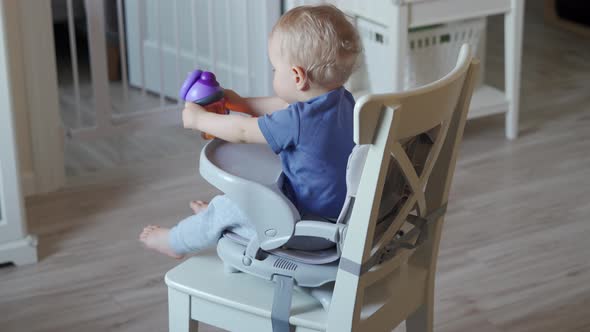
272,5,362,88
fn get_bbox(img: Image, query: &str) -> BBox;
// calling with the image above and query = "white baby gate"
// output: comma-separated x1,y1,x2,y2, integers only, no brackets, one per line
56,0,278,140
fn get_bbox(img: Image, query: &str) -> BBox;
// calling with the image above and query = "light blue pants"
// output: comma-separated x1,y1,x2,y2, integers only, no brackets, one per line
168,195,256,255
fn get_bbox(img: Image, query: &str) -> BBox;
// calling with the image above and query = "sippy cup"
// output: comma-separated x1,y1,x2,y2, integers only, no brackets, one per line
179,70,250,139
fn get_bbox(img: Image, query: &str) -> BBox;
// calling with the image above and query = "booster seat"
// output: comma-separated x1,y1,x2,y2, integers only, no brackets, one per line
200,131,440,331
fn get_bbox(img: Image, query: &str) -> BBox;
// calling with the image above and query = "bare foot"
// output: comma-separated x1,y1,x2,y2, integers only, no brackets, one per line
189,200,209,214
139,225,184,259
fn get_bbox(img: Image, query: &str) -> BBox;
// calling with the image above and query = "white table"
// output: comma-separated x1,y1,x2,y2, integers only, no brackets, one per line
337,0,525,139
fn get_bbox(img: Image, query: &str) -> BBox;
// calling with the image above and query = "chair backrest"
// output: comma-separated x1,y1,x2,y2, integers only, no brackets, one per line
326,44,480,331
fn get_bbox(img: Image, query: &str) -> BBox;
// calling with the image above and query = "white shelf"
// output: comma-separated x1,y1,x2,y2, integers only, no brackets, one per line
341,0,523,139
468,84,508,119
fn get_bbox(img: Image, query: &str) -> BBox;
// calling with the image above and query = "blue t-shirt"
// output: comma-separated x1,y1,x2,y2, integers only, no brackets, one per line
258,87,355,219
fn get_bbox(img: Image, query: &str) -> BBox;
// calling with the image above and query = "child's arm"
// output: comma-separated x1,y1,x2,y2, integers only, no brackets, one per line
224,89,288,117
183,102,266,144
243,96,289,116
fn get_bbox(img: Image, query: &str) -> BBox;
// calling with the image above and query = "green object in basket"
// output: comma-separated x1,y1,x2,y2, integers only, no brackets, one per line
408,24,444,33
409,24,451,44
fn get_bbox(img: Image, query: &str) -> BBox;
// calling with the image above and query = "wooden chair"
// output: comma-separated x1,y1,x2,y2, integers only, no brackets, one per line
165,44,479,332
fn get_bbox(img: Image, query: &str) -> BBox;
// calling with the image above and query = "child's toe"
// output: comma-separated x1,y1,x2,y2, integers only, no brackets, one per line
140,226,156,238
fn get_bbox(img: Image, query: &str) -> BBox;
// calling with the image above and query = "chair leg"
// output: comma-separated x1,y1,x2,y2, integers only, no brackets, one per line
168,287,199,332
405,299,433,332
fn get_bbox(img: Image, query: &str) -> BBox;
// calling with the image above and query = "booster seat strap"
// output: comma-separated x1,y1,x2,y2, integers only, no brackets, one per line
245,237,261,262
339,203,447,276
271,275,294,332
406,203,447,247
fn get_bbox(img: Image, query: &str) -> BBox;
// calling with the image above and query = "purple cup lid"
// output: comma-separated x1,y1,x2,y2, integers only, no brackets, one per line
179,69,202,100
179,69,223,104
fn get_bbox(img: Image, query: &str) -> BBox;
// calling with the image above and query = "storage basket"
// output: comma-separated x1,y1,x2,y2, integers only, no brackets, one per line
348,16,486,94
405,17,486,88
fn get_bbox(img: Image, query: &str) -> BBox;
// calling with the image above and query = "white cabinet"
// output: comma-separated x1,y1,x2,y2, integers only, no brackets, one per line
0,2,38,266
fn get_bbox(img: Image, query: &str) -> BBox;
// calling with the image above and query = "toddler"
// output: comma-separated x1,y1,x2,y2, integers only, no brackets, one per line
140,5,362,258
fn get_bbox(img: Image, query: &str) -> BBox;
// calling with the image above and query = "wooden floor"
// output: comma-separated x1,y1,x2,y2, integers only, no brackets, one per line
2,2,590,331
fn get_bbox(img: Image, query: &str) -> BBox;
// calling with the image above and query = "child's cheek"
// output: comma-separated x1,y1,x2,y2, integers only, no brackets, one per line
272,76,281,95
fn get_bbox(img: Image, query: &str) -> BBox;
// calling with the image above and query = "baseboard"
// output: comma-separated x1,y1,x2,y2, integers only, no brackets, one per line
21,171,36,196
0,235,38,266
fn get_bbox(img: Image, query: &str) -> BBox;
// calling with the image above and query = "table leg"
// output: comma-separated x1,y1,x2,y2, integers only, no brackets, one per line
505,0,525,139
390,4,409,92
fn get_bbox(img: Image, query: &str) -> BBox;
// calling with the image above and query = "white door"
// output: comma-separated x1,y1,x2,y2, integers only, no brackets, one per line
125,0,280,99
0,1,38,265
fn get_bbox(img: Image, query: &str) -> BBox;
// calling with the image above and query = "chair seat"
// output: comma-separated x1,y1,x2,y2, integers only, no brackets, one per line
165,249,327,331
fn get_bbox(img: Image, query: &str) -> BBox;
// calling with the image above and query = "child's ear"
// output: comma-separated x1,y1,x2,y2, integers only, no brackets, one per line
291,66,309,91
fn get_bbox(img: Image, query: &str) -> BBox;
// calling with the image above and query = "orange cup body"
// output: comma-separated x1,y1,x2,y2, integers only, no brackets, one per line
201,99,228,140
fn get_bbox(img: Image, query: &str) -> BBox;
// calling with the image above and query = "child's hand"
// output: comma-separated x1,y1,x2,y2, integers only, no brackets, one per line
223,89,244,105
224,89,254,116
182,102,206,129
